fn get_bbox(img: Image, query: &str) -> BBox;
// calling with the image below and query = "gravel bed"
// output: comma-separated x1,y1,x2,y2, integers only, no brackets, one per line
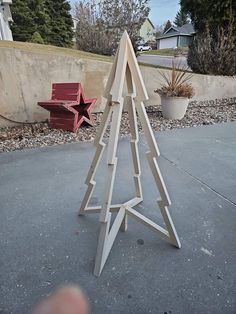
0,98,235,153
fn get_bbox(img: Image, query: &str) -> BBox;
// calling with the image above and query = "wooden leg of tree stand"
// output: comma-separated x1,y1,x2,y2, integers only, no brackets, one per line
136,101,181,248
127,97,142,199
94,101,124,276
79,101,112,215
120,95,143,232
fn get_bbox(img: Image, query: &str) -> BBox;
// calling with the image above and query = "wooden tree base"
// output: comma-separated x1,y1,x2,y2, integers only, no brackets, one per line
79,31,181,277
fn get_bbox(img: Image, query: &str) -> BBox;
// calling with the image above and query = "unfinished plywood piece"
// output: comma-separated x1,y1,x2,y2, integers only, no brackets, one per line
79,31,181,277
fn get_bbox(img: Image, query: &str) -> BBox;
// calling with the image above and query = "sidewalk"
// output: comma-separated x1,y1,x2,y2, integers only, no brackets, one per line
0,122,235,314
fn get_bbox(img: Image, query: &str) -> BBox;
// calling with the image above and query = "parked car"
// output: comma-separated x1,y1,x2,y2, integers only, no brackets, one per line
137,44,152,52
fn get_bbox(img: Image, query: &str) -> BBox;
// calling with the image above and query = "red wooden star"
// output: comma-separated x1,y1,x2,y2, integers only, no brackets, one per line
38,83,97,132
71,85,97,129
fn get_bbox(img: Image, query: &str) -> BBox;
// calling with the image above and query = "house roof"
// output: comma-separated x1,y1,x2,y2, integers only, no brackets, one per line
144,17,155,29
157,23,195,40
146,18,155,29
175,23,195,34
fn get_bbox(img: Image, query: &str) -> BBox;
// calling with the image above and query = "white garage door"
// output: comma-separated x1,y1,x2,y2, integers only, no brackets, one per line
159,37,177,49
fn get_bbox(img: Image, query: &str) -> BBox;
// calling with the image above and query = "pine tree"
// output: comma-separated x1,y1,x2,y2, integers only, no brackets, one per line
181,0,236,75
174,9,189,27
11,0,35,41
11,0,50,42
180,0,235,33
29,0,51,41
11,0,73,47
30,31,45,44
163,20,172,33
45,0,74,47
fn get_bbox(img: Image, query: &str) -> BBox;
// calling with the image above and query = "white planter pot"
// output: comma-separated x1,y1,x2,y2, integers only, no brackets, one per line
161,96,189,120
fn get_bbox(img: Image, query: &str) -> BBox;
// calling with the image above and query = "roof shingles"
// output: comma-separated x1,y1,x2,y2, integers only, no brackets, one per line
157,23,195,40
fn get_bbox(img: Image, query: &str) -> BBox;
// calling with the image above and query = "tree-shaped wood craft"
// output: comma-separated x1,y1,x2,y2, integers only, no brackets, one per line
79,31,181,277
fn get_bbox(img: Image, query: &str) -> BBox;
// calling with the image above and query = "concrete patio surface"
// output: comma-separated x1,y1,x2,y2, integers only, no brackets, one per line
0,122,236,314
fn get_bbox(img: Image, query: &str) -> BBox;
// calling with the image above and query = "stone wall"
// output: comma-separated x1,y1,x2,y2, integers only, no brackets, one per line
0,46,236,127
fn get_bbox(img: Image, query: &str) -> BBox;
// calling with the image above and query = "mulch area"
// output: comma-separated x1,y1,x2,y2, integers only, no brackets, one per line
0,99,235,153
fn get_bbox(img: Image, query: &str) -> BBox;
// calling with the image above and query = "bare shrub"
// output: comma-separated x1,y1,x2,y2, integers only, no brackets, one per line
74,0,150,56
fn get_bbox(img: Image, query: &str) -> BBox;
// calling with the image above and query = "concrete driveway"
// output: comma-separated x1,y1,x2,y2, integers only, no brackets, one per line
0,123,236,314
138,54,188,69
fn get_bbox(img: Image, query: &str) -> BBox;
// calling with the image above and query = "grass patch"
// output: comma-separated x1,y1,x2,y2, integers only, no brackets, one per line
138,62,172,70
142,48,176,56
138,61,192,73
0,40,113,62
142,47,189,56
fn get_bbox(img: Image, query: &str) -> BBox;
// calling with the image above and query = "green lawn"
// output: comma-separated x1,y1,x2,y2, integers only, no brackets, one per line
142,47,189,56
0,40,113,62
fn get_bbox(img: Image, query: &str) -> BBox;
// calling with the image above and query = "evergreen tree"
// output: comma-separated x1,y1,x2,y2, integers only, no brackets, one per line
181,0,236,75
30,31,45,44
11,0,50,42
11,0,35,41
45,0,74,47
28,0,51,41
174,8,189,27
11,0,73,47
180,0,235,33
163,20,172,33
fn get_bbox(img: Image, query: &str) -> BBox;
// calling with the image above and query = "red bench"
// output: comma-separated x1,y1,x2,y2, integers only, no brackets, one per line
38,83,96,132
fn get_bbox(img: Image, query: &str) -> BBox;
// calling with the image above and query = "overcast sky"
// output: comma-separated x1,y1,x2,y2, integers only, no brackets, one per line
70,0,180,27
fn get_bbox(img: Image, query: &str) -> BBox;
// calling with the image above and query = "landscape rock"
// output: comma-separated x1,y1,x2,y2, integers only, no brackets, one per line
0,99,235,153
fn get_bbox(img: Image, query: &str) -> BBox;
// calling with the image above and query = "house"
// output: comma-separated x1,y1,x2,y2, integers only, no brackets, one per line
157,23,195,49
72,17,78,42
0,0,13,41
139,18,155,43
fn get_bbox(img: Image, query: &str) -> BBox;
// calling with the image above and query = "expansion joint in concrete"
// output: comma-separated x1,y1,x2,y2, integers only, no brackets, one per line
161,154,236,207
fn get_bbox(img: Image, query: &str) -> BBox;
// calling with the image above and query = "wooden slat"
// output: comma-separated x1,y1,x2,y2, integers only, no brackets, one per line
103,206,125,261
50,117,75,124
52,83,80,89
52,83,81,101
82,197,142,214
82,204,121,214
158,200,181,248
79,103,113,215
125,206,170,241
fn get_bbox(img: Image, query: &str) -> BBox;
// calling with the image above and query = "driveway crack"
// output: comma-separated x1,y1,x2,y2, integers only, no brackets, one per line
161,154,236,207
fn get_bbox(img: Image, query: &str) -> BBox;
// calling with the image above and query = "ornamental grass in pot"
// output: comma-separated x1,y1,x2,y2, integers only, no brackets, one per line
154,62,194,119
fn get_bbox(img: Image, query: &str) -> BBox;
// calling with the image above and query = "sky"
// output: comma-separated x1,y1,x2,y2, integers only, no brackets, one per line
149,0,180,26
70,0,180,28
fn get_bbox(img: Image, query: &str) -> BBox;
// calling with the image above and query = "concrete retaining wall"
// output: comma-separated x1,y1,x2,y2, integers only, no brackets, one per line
141,66,236,108
0,46,235,127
